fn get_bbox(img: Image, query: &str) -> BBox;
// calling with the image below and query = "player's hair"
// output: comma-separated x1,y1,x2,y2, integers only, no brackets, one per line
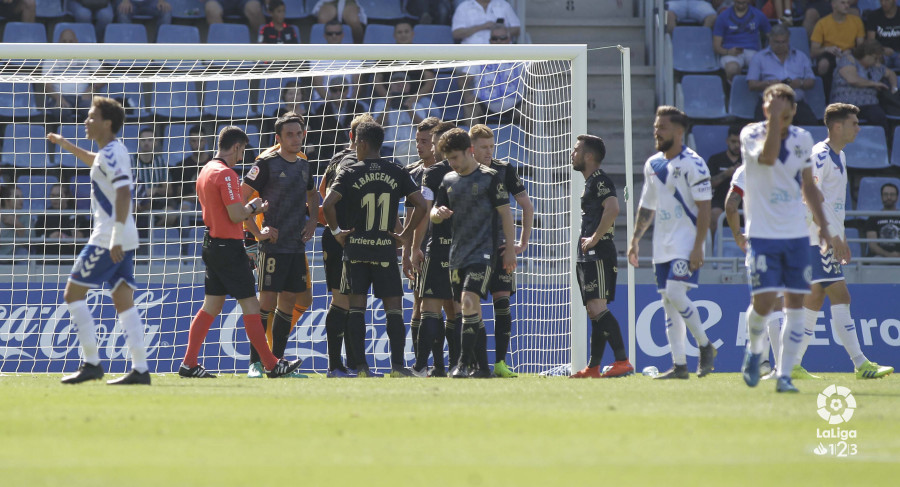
417,116,440,133
350,112,375,139
91,96,125,134
274,111,305,135
431,121,457,140
218,125,250,151
763,83,796,105
655,105,688,129
824,103,860,127
727,124,742,138
268,0,285,11
468,124,494,141
437,128,472,155
576,134,606,163
882,183,899,196
355,121,385,150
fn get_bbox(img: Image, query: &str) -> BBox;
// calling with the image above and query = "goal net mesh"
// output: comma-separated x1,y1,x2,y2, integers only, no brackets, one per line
0,49,576,375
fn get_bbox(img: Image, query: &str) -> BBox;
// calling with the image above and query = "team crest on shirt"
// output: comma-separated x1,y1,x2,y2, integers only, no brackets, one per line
472,183,479,195
247,165,261,180
672,167,681,180
369,162,381,171
794,145,805,159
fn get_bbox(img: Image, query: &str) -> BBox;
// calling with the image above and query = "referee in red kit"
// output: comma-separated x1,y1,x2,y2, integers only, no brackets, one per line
179,126,303,379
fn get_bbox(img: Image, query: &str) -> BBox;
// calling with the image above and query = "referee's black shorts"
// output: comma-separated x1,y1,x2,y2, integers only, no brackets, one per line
203,238,257,300
321,230,344,291
576,252,618,304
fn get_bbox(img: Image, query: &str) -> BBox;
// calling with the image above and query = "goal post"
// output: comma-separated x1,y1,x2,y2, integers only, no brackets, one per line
0,42,629,376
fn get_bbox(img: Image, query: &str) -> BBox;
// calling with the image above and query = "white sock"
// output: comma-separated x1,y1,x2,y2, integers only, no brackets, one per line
662,298,687,365
779,308,806,377
665,281,709,346
746,306,769,355
119,307,149,373
766,311,783,371
67,300,99,365
796,308,817,363
831,304,866,368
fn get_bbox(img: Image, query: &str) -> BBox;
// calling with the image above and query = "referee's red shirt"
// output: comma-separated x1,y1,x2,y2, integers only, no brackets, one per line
197,158,244,239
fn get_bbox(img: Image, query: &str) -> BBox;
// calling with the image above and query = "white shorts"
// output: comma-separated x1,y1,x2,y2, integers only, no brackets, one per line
719,49,757,69
667,0,716,22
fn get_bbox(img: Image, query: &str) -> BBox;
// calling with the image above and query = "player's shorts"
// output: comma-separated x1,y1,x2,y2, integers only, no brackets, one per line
340,260,403,298
69,244,137,291
746,237,811,295
808,245,844,286
489,250,517,295
576,254,617,304
203,238,257,300
257,251,309,293
321,231,344,291
416,247,453,300
451,263,492,301
654,258,700,291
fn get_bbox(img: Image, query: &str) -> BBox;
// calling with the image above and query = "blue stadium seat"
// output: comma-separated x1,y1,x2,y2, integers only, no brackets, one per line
163,124,194,165
203,79,257,119
53,23,96,43
490,124,528,166
98,82,150,121
309,23,352,44
857,177,900,212
151,81,202,120
17,175,59,212
258,77,301,117
799,125,827,143
690,124,729,161
356,0,407,20
217,123,261,153
3,22,47,43
679,75,727,119
55,124,94,168
672,26,719,73
35,0,65,20
1,124,50,168
69,174,92,210
728,75,758,120
893,126,900,167
363,24,395,44
844,126,889,169
788,27,809,57
805,77,826,121
149,228,184,262
857,0,880,13
183,226,204,258
104,23,148,43
432,73,463,122
207,23,251,44
413,24,453,44
119,124,143,156
168,0,205,19
845,227,863,259
278,0,308,19
156,24,201,43
0,82,42,119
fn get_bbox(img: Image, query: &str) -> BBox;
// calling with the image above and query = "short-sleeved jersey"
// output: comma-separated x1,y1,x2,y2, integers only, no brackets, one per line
330,158,419,263
638,147,713,263
578,168,617,263
740,122,814,239
319,147,357,227
258,22,300,44
807,141,847,245
88,140,139,251
435,164,509,269
243,151,315,253
422,160,454,252
197,158,245,240
404,160,426,208
489,158,526,247
730,164,746,195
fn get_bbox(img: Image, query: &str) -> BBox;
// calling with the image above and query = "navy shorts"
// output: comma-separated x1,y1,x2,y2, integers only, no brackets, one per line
654,258,700,291
808,245,843,286
69,244,137,291
746,237,811,295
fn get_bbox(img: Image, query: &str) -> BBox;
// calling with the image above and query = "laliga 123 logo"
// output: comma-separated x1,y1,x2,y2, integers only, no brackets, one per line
813,385,859,457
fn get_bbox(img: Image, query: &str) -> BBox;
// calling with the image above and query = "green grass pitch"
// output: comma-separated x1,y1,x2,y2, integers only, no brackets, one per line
1,373,897,486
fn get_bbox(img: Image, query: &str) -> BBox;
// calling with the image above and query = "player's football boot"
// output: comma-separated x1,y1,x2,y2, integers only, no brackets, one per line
246,361,264,379
178,364,216,378
856,361,894,379
761,369,778,381
655,364,689,379
429,366,447,377
601,360,635,378
569,365,603,378
266,358,303,378
107,369,151,385
469,367,493,379
493,360,518,378
741,345,761,387
410,366,429,378
759,360,773,376
790,364,822,380
390,367,415,378
326,367,354,378
697,343,717,378
287,369,309,378
451,365,471,378
61,362,104,384
775,375,799,393
356,368,384,378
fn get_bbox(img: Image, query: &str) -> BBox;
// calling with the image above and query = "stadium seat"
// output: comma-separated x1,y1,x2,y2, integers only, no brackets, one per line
1,124,50,168
98,82,150,121
490,124,528,166
277,0,308,19
413,25,453,44
55,124,94,168
788,27,810,57
728,75,758,120
799,125,827,143
149,228,184,262
52,23,96,43
168,0,205,19
163,124,194,165
35,0,65,20
805,77,826,121
151,81,202,120
672,26,719,73
2,22,47,43
104,23,148,43
678,75,727,119
430,73,463,121
216,123,261,152
844,126,889,169
182,226,204,258
69,174,92,210
857,177,900,212
0,82,42,119
356,0,407,20
156,24,201,43
690,124,729,161
17,175,59,212
119,124,143,156
207,23,251,44
363,24,395,44
309,23,352,44
857,0,880,13
203,79,257,119
845,227,863,259
892,126,900,167
258,77,300,117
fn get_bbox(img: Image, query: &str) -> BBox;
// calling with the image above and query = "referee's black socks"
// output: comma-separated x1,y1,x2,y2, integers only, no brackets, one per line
249,309,271,365
271,309,292,359
385,309,406,369
325,304,348,371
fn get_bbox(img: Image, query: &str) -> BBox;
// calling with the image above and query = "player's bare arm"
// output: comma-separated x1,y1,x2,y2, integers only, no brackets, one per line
225,197,267,225
758,97,792,166
430,205,453,224
583,195,618,254
322,189,353,246
410,199,432,270
724,189,746,252
627,207,655,267
800,167,834,254
395,191,427,250
109,186,131,264
691,200,711,270
513,191,533,255
240,182,278,243
47,133,97,167
302,189,319,243
497,204,517,272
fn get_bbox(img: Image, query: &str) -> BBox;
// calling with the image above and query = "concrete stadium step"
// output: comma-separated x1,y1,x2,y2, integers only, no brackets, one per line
527,18,647,65
526,0,638,19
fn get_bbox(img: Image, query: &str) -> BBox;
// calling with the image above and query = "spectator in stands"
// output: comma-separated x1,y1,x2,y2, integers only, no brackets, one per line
452,0,521,44
41,29,101,123
706,124,742,240
310,21,363,102
831,39,897,131
312,0,366,43
802,0,861,35
116,0,172,30
133,127,176,230
258,0,299,43
747,24,818,125
169,125,210,224
865,182,900,258
810,0,865,93
67,0,114,42
712,0,772,83
34,183,91,256
277,80,308,118
373,72,438,166
460,25,523,123
406,0,453,25
865,0,900,69
204,0,265,41
666,0,717,34
0,185,30,257
371,22,437,100
306,78,366,172
393,19,414,44
0,0,36,22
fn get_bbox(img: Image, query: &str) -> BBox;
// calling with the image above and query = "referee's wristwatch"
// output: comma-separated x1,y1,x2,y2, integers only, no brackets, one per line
248,202,258,213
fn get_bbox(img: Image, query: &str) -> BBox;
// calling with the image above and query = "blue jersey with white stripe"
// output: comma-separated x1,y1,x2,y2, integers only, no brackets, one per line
88,139,139,251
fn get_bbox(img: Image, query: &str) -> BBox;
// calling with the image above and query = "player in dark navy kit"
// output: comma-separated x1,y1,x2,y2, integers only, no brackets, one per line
322,121,428,378
431,128,517,379
569,134,634,379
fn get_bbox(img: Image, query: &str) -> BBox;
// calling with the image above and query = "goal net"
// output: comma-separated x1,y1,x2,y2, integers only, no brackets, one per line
0,43,595,375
